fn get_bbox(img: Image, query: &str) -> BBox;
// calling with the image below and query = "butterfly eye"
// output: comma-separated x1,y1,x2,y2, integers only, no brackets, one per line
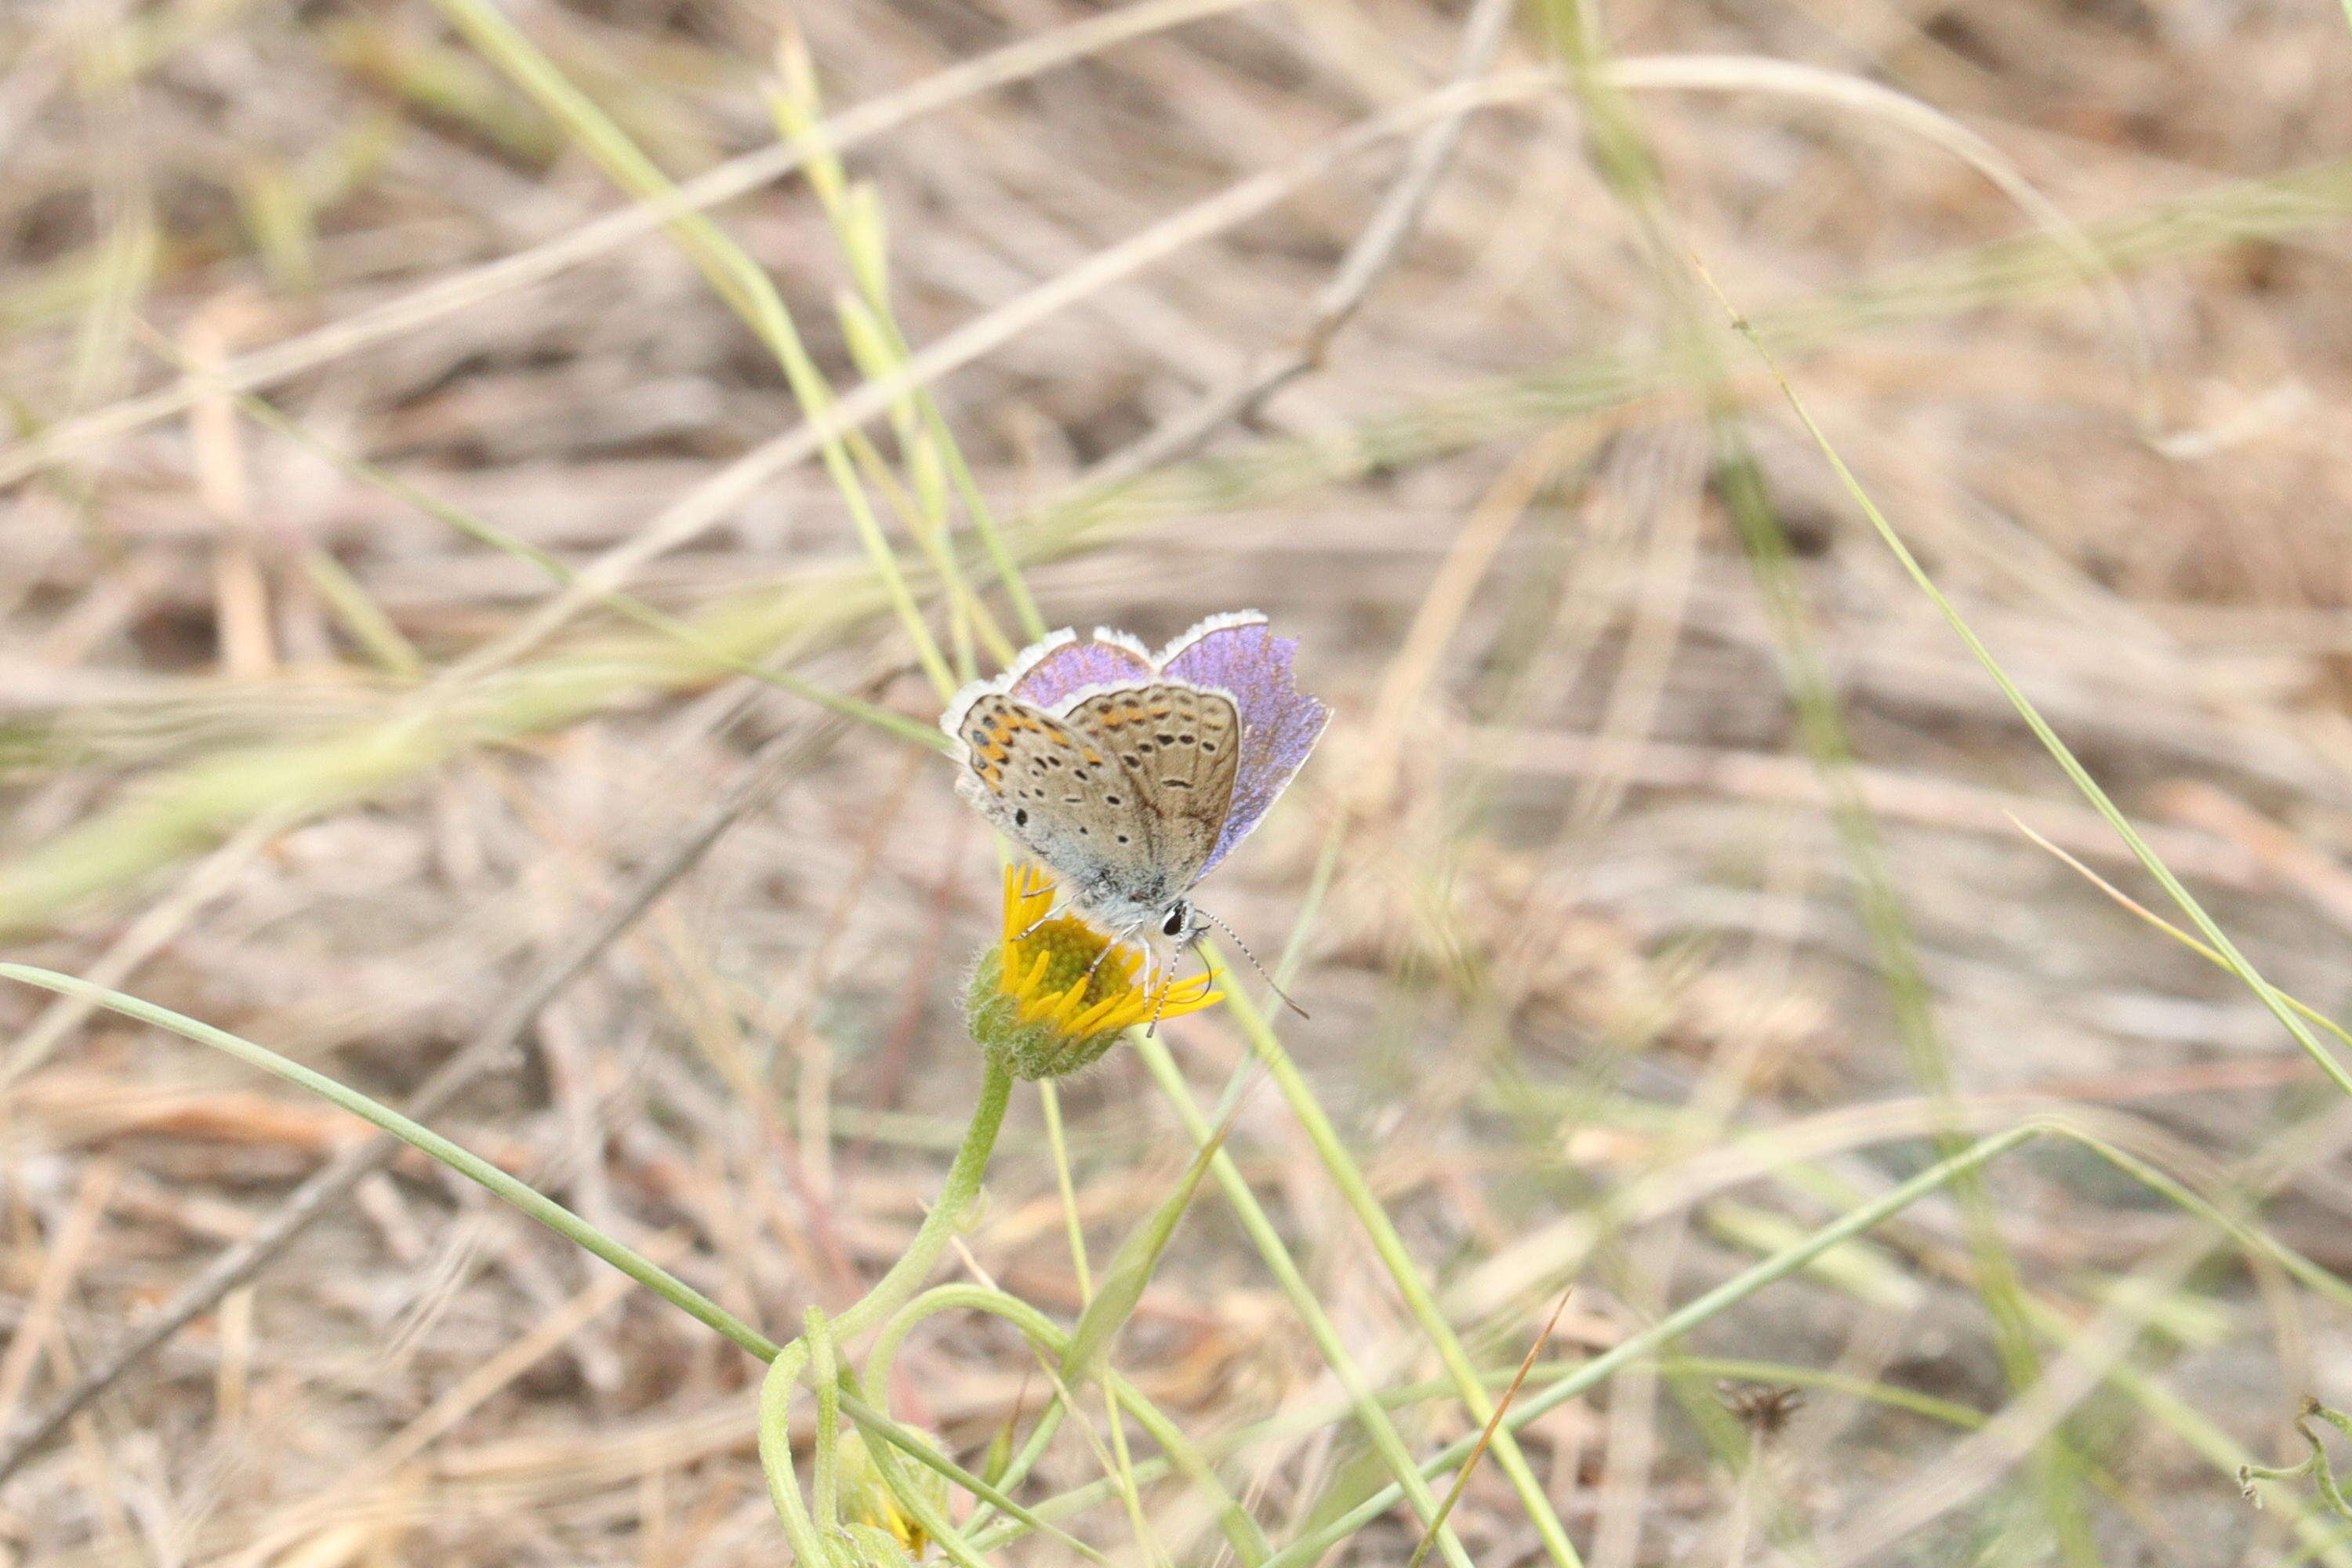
1161,905,1189,938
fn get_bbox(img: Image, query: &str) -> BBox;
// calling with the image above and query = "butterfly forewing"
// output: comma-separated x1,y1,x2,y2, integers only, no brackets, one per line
1158,614,1329,877
1059,683,1240,892
1006,630,1153,709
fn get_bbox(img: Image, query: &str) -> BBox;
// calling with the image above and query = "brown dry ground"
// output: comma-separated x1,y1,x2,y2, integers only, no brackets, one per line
8,0,2352,1563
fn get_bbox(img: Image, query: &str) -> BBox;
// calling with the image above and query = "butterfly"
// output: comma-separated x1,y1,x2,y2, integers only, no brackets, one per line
942,610,1328,970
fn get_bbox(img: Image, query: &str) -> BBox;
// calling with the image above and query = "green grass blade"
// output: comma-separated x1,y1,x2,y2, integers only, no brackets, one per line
1210,959,1585,1568
1695,259,2352,1105
428,0,956,697
1134,1034,1479,1568
1062,1094,1237,1382
0,964,780,1359
1261,1124,2044,1567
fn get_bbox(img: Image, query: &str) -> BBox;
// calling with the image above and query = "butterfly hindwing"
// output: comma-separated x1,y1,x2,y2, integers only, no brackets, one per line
953,690,1171,903
1058,682,1240,894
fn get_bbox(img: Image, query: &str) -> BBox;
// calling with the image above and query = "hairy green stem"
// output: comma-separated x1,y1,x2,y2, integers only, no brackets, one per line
753,1059,1014,1550
757,1345,841,1566
837,1058,1014,1340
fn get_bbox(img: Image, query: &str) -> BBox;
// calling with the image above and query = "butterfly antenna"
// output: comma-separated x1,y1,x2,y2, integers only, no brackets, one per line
1145,953,1178,1038
1145,941,1203,1038
1196,907,1309,1020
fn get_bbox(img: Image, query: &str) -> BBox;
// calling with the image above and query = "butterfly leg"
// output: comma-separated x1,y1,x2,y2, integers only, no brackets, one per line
1081,920,1152,986
1011,894,1076,944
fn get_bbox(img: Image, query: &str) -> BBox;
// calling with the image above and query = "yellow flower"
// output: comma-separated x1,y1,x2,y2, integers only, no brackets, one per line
965,865,1221,1079
838,1428,944,1560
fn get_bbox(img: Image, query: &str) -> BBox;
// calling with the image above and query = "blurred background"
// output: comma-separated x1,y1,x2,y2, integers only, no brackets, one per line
7,0,2352,1562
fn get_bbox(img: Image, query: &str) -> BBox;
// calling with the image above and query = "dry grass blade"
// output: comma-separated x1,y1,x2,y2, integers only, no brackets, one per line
1403,1287,1577,1568
0,0,1268,488
17,0,2352,1560
0,710,850,1485
440,68,1557,684
1696,248,2352,1102
1091,0,1520,485
3,155,2343,939
2009,815,2352,1053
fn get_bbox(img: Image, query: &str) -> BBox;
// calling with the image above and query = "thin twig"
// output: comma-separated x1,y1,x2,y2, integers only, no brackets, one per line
446,69,1550,685
1083,0,1519,487
0,706,853,1485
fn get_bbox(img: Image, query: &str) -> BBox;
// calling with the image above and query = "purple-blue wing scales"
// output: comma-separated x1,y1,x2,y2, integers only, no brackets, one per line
1007,629,1156,710
1159,614,1328,876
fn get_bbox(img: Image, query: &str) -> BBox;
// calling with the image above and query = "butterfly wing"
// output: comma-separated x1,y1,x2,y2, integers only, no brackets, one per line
1059,682,1242,898
944,618,1312,916
1156,613,1328,876
1006,628,1156,709
938,628,1156,753
952,689,1178,921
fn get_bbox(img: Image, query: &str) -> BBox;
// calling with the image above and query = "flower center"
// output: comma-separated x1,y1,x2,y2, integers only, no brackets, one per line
1014,918,1141,1005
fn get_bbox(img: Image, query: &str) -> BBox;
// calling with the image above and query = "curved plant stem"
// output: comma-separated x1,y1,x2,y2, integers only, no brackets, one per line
865,1283,1270,1563
806,1308,843,1529
754,1060,1016,1548
757,1345,829,1561
868,1287,1071,1542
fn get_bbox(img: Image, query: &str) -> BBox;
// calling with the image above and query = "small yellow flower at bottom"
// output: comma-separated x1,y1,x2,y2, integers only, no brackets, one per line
964,865,1221,1080
837,1428,946,1562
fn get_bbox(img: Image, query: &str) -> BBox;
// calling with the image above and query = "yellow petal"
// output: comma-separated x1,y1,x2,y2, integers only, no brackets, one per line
1065,992,1127,1037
